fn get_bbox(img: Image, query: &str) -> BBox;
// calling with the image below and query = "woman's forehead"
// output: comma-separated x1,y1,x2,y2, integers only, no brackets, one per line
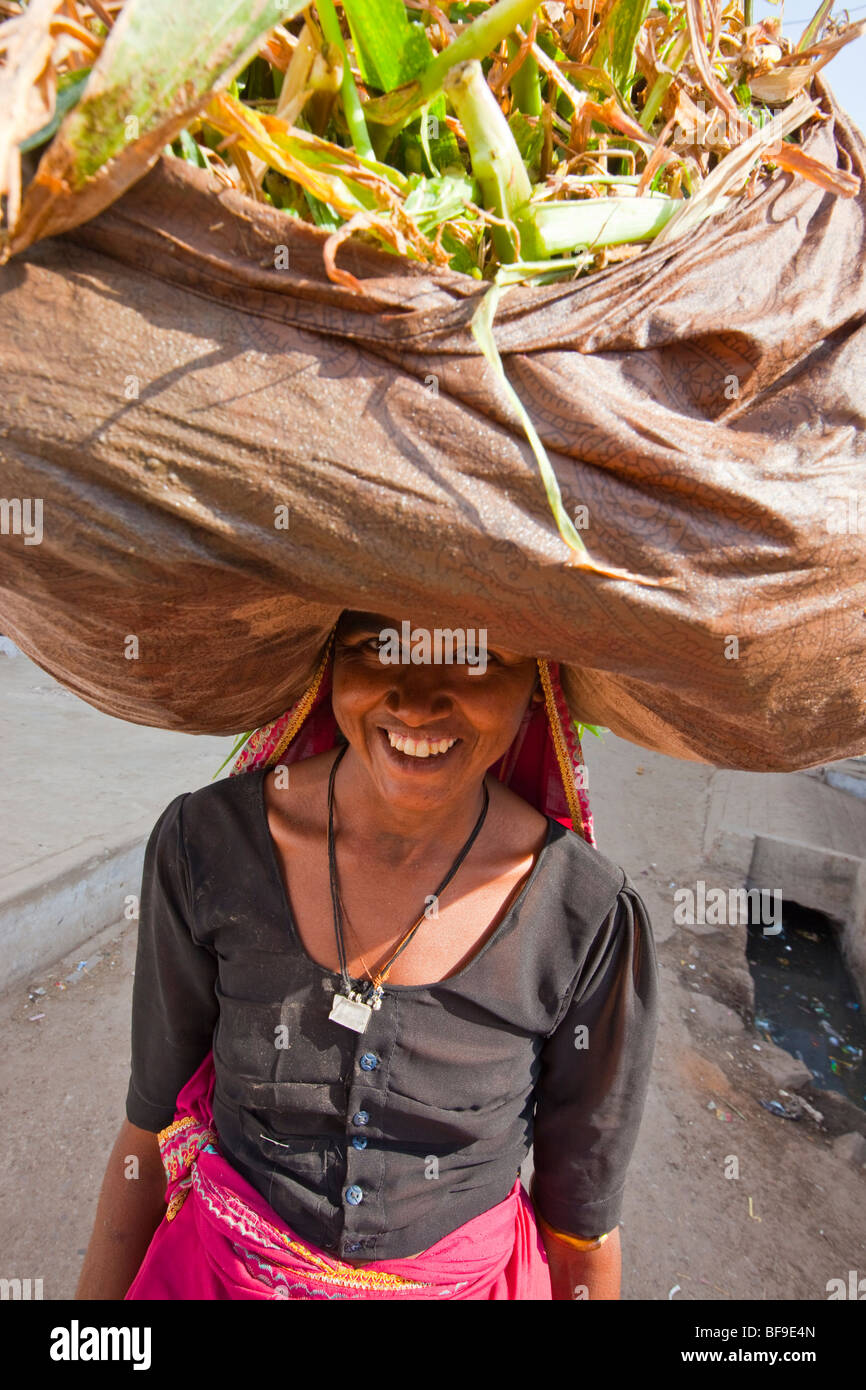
336,611,534,662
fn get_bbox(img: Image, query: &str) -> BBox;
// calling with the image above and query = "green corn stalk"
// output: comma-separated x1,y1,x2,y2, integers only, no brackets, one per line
316,0,374,158
443,58,680,265
363,0,542,143
506,35,542,117
443,59,532,263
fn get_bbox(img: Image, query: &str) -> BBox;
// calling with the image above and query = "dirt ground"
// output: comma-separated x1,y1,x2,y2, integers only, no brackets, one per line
1,732,864,1301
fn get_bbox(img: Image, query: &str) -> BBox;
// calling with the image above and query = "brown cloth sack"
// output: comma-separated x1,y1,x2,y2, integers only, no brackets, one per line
0,84,864,770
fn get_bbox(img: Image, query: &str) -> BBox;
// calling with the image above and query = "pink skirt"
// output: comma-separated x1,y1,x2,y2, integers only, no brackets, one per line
126,1052,552,1301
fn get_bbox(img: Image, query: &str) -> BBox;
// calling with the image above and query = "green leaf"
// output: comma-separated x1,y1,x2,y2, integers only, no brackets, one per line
403,172,476,234
470,284,590,560
398,94,462,176
236,54,277,102
363,0,542,135
56,0,309,185
441,227,483,276
507,111,544,182
470,287,660,587
797,0,834,51
176,127,209,168
18,68,91,153
212,731,254,779
589,0,653,93
342,0,433,92
574,721,606,740
494,254,590,285
304,187,343,230
7,0,310,255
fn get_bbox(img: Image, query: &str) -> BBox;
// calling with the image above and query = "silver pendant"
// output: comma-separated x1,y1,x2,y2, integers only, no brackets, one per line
329,992,373,1033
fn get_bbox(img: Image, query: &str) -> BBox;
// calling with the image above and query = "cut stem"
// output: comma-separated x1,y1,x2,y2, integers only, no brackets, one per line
422,0,542,103
522,193,679,254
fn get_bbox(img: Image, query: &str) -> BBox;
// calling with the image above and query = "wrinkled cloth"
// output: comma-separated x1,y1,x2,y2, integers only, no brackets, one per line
126,1051,552,1301
1,82,864,768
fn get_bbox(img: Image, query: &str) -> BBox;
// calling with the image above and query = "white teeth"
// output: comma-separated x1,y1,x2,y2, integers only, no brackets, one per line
386,731,457,758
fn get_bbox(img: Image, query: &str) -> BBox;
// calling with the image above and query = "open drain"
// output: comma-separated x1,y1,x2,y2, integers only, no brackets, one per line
746,900,865,1110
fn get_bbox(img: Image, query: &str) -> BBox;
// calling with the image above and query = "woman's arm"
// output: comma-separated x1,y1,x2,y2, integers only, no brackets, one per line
531,884,659,1300
538,1225,621,1301
75,1119,167,1300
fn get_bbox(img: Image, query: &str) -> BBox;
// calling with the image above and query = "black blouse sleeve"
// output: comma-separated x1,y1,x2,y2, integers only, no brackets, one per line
125,793,219,1132
531,882,659,1239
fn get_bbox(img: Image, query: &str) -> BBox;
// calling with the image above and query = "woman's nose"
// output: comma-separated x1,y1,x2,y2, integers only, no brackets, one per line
382,665,454,724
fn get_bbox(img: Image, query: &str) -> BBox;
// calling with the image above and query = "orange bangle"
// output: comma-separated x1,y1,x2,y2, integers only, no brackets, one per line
535,1209,610,1251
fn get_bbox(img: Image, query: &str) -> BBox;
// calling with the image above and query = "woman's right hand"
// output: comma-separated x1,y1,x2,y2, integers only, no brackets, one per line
75,1118,167,1300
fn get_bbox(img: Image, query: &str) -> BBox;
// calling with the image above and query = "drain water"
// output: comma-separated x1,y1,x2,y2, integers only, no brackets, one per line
746,900,865,1110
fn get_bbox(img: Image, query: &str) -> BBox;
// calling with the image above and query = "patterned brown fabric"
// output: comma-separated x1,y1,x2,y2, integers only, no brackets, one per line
0,81,864,768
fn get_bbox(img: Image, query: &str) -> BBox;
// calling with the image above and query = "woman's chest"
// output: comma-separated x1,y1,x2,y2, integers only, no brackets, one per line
268,821,540,988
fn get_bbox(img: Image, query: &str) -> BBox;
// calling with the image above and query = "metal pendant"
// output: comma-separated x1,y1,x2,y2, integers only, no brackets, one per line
329,992,373,1033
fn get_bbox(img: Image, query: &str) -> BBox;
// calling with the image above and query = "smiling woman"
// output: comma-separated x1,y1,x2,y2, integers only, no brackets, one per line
76,609,659,1302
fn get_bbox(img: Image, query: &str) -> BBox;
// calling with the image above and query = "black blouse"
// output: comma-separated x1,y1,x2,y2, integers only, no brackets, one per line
126,766,659,1262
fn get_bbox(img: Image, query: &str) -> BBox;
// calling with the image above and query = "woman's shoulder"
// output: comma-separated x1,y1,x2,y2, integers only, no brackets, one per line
543,816,625,884
536,818,632,932
151,766,267,850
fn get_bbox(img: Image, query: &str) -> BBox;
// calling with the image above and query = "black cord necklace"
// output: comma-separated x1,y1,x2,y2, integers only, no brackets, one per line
326,741,490,1033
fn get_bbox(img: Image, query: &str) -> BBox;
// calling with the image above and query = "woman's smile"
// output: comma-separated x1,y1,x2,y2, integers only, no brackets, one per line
377,724,463,769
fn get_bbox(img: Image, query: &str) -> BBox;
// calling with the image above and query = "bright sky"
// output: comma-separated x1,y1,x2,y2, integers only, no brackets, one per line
755,1,866,135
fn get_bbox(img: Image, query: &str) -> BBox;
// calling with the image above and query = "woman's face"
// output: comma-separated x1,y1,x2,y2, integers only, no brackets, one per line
331,612,539,812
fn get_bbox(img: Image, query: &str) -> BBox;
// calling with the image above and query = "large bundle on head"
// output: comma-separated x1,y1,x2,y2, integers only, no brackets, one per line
0,0,864,769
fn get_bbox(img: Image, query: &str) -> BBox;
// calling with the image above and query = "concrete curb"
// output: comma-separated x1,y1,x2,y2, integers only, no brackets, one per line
0,838,144,990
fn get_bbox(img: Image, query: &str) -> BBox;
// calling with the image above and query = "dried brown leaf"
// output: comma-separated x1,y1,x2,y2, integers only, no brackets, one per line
768,140,860,197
